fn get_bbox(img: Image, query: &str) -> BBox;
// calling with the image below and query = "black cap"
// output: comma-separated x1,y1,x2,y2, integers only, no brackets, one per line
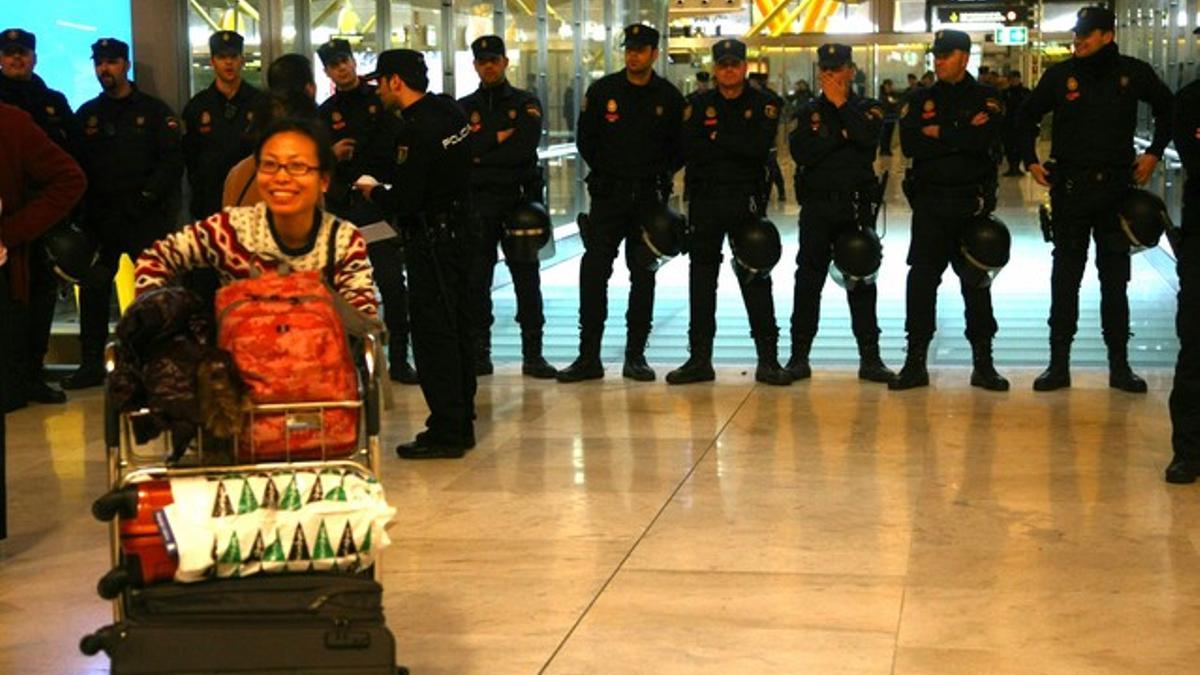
0,28,35,52
695,71,710,83
209,30,244,57
471,35,505,59
817,43,852,69
317,38,352,66
1073,6,1115,34
931,29,971,55
622,24,659,48
712,39,747,63
362,48,426,83
91,38,129,61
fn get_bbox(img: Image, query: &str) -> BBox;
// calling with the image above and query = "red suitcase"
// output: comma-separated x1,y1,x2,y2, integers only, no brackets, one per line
93,481,178,597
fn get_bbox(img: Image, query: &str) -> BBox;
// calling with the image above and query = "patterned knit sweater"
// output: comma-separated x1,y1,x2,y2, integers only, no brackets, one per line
135,203,377,316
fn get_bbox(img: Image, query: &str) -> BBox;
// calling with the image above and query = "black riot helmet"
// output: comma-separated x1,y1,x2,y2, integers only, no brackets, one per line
956,214,1011,289
502,201,552,263
729,217,782,285
830,227,882,290
1110,188,1170,254
43,221,99,284
629,203,685,272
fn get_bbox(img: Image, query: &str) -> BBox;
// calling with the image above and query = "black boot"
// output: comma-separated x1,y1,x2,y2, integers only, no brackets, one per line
889,339,930,390
754,336,793,386
1033,340,1071,392
557,334,604,383
63,353,105,390
1107,341,1147,393
666,339,715,385
388,338,419,385
969,339,1009,391
520,330,557,379
857,338,895,384
785,337,812,381
475,336,494,376
622,331,655,381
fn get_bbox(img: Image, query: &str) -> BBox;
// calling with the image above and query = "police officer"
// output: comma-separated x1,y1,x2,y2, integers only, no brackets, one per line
316,38,416,384
1018,6,1172,394
690,71,711,101
64,38,183,389
458,35,557,379
0,28,81,404
749,72,786,203
558,23,685,383
182,31,263,220
787,43,893,384
1167,64,1200,484
1000,70,1030,176
359,49,476,459
666,39,789,386
892,30,1008,392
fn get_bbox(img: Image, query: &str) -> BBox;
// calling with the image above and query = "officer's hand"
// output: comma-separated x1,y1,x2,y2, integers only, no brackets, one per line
921,125,940,139
497,128,516,144
1029,163,1051,187
1132,153,1159,185
822,73,847,107
333,138,357,162
970,111,989,126
353,175,380,199
0,240,7,268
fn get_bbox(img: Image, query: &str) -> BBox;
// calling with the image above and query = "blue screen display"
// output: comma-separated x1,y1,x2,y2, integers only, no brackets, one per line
0,0,134,110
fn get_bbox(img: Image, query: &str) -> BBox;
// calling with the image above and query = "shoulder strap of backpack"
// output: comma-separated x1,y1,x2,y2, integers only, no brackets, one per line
236,171,255,206
324,216,342,287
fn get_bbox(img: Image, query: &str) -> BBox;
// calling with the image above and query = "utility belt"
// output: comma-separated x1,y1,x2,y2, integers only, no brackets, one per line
403,204,469,247
688,180,760,199
799,183,878,205
1046,162,1130,194
587,172,668,201
903,175,996,217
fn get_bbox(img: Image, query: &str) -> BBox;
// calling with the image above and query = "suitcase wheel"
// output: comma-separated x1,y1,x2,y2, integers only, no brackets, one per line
97,566,132,600
80,625,118,657
92,486,139,522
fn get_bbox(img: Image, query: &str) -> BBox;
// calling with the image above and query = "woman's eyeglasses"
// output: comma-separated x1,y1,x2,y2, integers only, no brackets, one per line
257,159,319,176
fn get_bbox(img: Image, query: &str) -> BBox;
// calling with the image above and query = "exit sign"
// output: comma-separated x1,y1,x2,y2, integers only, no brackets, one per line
995,26,1029,46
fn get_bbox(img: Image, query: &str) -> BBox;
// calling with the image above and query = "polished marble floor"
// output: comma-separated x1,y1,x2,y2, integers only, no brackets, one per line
3,168,1197,674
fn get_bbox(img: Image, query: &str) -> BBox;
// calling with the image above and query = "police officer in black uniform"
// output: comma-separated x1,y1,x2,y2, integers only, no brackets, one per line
1017,6,1172,394
787,43,893,384
64,38,183,389
182,31,263,220
892,30,1008,392
666,39,790,386
316,38,416,384
558,23,685,383
1000,70,1030,176
361,49,476,459
458,35,556,379
0,27,81,404
1166,63,1200,484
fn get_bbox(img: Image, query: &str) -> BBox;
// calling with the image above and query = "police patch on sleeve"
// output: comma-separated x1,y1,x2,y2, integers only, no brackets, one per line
765,104,779,119
525,103,541,117
396,146,409,164
984,98,1002,114
868,105,884,119
166,116,179,130
683,104,692,121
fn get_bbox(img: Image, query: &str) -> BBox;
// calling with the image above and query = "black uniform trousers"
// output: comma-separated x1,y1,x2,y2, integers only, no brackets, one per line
78,239,149,364
792,199,880,344
766,150,785,201
687,190,778,344
905,193,998,344
1047,177,1131,345
366,239,410,367
1171,203,1200,463
406,221,477,446
472,190,545,342
578,181,658,347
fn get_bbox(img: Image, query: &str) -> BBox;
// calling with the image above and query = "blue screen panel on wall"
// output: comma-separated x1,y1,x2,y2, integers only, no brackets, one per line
0,0,134,110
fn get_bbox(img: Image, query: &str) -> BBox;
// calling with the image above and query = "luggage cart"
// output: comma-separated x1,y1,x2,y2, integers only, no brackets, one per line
95,332,385,623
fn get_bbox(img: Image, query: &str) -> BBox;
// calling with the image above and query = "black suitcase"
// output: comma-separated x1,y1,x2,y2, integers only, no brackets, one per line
81,574,400,674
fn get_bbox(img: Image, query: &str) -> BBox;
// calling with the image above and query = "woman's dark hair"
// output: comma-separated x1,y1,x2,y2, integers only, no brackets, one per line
266,53,318,120
254,117,336,173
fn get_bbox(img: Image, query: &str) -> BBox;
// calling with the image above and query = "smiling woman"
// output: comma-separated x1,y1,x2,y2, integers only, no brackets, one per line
133,118,378,317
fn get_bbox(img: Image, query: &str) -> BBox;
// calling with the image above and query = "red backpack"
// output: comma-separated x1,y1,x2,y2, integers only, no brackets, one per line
215,238,360,462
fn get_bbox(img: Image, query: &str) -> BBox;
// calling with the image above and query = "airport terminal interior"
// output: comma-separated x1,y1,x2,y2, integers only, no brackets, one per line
2,0,1200,673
